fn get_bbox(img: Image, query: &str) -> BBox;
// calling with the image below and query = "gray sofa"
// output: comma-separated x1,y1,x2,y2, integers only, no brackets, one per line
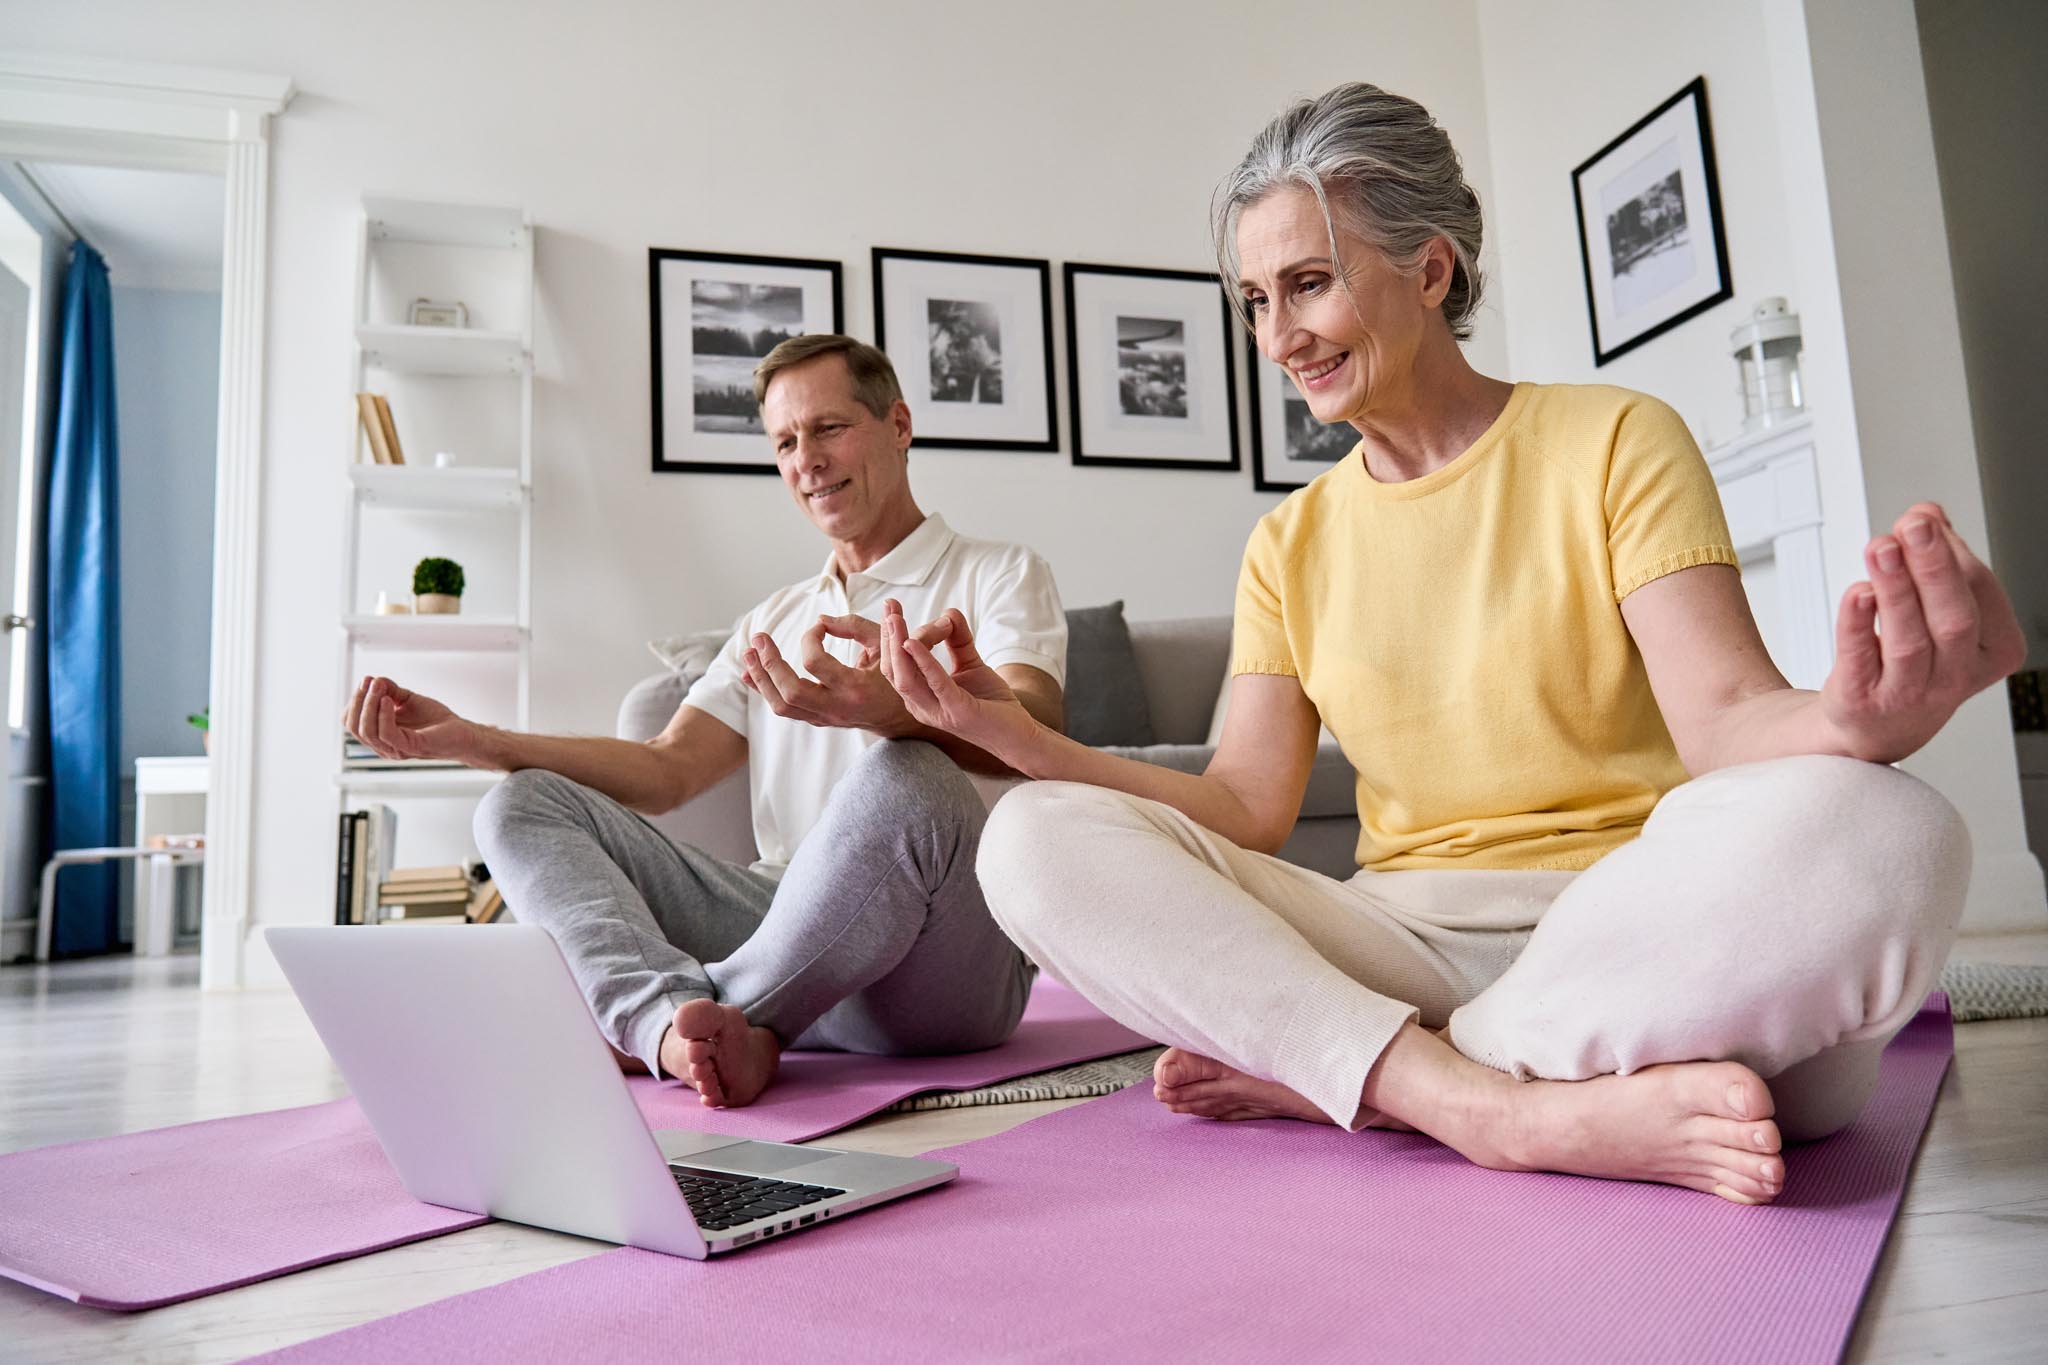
615,614,1362,880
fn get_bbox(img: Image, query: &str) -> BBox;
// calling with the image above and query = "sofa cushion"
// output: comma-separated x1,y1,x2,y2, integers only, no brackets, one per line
618,671,689,744
1125,616,1230,744
1063,602,1155,747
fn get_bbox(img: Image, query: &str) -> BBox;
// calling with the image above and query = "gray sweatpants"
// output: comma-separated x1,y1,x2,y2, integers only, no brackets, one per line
473,740,1035,1078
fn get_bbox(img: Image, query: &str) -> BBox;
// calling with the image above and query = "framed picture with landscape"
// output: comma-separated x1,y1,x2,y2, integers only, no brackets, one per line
1062,263,1239,473
649,248,844,474
872,247,1056,452
1570,76,1733,367
1246,342,1359,492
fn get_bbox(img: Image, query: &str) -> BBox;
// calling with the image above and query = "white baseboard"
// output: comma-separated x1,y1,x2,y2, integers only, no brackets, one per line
1,918,32,962
1961,849,2048,934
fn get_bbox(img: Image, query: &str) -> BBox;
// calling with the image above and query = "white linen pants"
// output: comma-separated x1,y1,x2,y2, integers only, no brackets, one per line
978,755,1969,1140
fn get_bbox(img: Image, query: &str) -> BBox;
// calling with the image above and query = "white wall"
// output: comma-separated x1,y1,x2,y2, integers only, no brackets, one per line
2,0,1506,981
1476,0,1794,445
1917,0,2048,668
1475,0,2042,931
113,284,217,769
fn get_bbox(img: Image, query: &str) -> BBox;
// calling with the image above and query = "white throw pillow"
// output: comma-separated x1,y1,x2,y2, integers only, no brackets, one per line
646,628,732,679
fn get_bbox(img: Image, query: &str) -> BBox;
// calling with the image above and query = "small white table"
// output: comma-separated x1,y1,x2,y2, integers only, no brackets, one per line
134,757,210,955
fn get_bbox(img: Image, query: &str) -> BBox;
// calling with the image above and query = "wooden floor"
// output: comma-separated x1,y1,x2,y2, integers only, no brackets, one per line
2,940,2045,1363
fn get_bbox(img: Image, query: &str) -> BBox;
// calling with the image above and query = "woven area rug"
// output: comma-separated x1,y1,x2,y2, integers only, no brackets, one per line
887,1047,1164,1112
1938,961,2048,1022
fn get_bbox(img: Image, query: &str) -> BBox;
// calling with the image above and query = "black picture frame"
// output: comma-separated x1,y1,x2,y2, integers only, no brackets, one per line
1062,262,1241,473
1244,335,1360,493
649,247,844,475
1570,76,1734,367
872,247,1058,452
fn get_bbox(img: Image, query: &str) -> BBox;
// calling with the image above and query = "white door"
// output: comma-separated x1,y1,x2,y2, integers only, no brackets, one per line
0,256,28,919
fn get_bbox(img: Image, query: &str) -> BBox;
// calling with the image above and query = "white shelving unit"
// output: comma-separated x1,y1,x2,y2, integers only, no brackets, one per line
335,195,534,845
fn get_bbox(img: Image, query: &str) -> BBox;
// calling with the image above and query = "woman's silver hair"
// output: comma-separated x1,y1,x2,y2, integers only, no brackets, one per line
1213,82,1485,341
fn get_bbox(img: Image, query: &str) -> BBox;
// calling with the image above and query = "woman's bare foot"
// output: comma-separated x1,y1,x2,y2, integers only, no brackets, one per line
1152,1048,1333,1124
661,999,782,1108
1451,1059,1785,1204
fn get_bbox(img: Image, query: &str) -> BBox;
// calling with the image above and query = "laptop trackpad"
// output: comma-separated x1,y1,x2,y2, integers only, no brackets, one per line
697,1141,840,1176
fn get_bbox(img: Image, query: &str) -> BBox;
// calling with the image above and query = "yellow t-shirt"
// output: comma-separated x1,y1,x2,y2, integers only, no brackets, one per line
1233,382,1737,872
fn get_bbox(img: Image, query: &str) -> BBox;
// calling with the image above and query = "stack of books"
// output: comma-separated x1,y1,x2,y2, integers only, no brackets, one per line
378,865,471,924
377,864,507,925
342,733,461,771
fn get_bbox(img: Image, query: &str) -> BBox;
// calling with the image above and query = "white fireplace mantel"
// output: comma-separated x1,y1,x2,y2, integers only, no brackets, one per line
1702,413,1831,690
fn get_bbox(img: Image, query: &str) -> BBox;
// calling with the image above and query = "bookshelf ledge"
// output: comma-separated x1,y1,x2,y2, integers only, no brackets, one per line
342,615,526,651
336,766,503,796
348,464,525,510
356,323,526,376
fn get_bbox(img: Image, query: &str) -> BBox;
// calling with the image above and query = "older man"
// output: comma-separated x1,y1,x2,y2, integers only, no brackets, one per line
343,335,1066,1107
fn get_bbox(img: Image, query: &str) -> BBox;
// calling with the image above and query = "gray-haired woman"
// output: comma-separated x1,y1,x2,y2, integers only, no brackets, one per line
879,82,2020,1203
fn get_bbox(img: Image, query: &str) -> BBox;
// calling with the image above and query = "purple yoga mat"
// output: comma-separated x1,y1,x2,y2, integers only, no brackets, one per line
0,1100,489,1312
260,1001,1954,1365
0,980,1149,1312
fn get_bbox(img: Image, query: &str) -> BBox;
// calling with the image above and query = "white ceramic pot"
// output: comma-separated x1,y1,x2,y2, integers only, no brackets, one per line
415,593,462,615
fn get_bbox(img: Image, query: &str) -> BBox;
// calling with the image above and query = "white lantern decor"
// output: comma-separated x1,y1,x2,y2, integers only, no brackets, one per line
1731,297,1805,433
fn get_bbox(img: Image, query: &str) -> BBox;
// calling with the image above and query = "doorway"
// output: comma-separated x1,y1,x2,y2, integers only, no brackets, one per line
0,160,224,964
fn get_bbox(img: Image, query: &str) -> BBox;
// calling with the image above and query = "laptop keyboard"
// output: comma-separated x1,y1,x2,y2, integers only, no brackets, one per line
670,1165,847,1232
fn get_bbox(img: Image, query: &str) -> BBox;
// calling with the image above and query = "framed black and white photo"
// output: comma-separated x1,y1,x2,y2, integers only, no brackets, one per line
872,247,1056,452
1571,76,1733,367
1246,341,1358,493
649,248,843,474
1063,263,1239,472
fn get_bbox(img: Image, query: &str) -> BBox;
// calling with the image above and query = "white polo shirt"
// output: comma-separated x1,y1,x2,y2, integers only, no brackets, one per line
681,514,1066,869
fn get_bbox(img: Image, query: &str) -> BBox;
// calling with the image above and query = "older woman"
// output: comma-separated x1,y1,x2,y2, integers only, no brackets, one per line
879,83,2020,1204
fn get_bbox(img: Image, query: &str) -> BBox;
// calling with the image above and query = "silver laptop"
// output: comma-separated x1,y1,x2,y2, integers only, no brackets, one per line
266,925,956,1259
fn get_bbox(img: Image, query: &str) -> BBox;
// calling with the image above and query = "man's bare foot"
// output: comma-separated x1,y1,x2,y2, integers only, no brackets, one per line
1455,1060,1785,1205
1152,1048,1333,1124
660,999,781,1108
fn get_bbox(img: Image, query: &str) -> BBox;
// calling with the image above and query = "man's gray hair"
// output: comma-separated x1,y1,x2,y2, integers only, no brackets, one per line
753,333,904,418
1212,82,1485,341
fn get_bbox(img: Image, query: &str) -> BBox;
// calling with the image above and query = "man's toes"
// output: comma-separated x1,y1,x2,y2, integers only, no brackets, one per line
687,1058,726,1105
675,997,725,1042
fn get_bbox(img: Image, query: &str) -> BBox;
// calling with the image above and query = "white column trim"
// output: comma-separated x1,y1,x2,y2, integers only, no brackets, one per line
201,129,266,989
0,54,292,987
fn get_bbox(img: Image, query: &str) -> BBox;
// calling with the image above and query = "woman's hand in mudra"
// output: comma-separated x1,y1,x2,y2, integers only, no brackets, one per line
1823,502,2026,762
880,599,1041,764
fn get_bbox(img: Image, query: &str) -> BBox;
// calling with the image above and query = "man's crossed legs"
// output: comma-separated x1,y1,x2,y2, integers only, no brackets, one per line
475,740,1034,1106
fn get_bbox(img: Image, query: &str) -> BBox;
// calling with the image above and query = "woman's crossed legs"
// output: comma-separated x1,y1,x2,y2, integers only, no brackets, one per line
978,755,1967,1204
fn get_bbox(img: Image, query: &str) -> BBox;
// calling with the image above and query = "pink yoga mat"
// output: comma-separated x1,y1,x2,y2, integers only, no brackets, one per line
0,981,1149,1312
259,1001,1954,1365
625,977,1149,1141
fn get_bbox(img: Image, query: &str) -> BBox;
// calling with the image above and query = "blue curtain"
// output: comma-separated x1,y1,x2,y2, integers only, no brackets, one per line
44,240,122,956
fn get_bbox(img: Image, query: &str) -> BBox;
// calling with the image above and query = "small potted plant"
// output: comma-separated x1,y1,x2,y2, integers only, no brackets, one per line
413,556,465,615
186,706,210,755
